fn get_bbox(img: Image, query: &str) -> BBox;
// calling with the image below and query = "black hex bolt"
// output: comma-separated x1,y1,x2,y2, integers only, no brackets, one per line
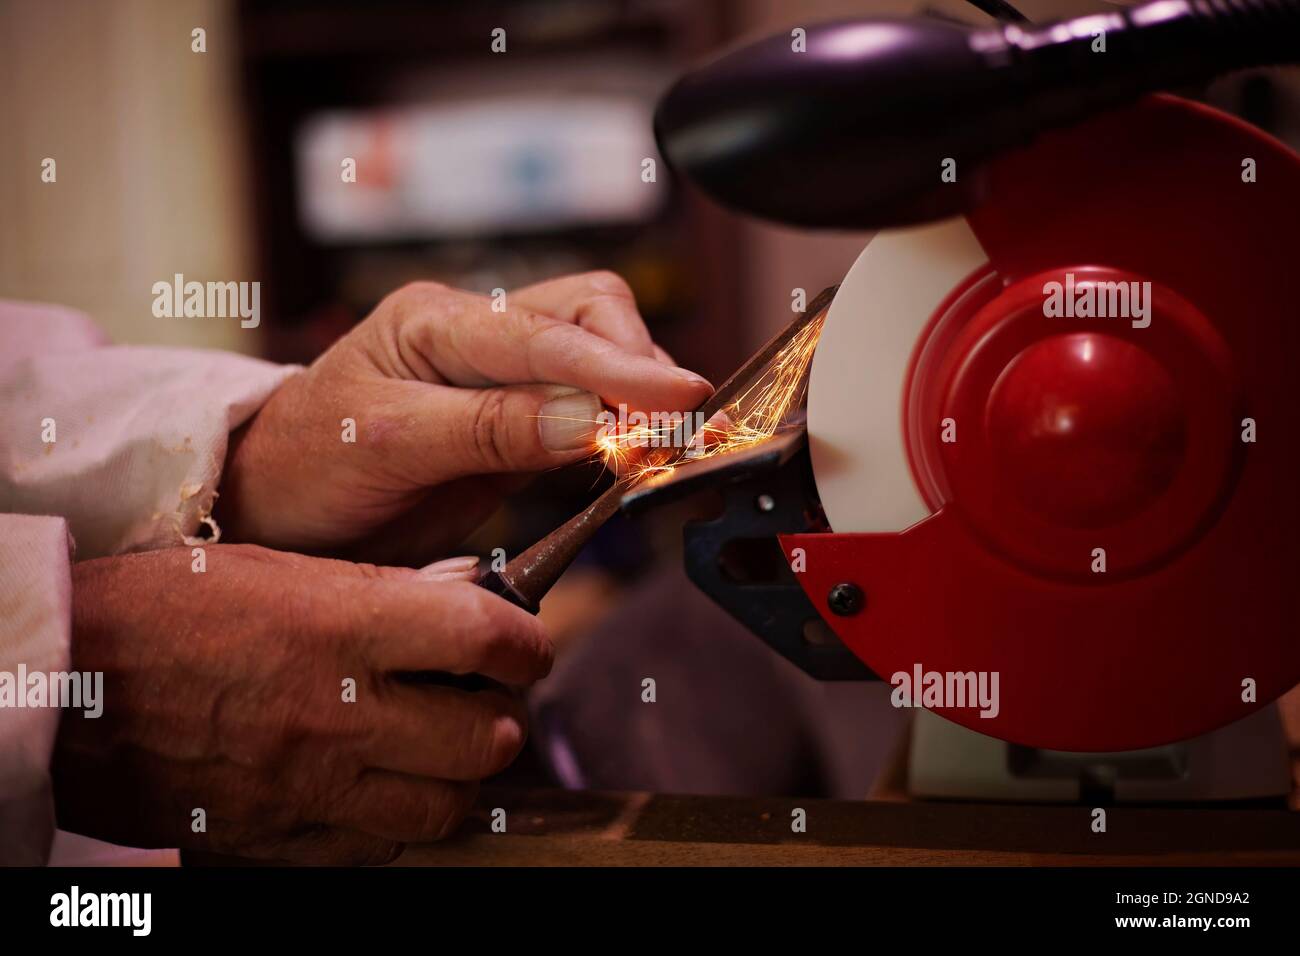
827,582,865,616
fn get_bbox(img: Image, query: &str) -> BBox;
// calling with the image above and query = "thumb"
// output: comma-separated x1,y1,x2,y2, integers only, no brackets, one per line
421,383,603,480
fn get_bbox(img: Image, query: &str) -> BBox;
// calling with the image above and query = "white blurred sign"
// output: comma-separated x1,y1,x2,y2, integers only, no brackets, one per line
297,96,664,241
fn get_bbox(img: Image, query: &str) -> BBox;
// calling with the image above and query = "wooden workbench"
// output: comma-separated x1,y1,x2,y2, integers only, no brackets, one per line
393,787,1300,866
397,697,1300,866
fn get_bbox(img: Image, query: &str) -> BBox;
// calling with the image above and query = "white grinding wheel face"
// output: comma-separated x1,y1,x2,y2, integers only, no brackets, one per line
807,217,988,533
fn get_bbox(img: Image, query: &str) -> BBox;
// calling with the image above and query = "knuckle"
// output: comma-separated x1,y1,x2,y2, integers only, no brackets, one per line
456,697,500,773
396,279,448,303
379,283,423,321
526,315,578,353
444,585,495,671
403,780,475,842
414,784,464,842
487,701,528,771
467,389,512,472
583,269,634,299
473,611,518,667
459,693,525,777
436,783,479,840
488,608,554,681
517,617,555,673
385,281,453,340
453,584,552,681
482,693,529,774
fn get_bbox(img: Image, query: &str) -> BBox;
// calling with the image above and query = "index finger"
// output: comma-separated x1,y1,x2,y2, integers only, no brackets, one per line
344,578,554,686
407,285,714,413
510,271,656,359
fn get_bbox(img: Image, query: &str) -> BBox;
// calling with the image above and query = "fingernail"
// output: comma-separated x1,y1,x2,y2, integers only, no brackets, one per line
538,389,602,451
419,555,481,581
670,366,713,389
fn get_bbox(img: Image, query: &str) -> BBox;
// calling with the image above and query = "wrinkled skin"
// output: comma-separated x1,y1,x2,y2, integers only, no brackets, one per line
57,545,550,864
59,273,710,862
216,272,711,565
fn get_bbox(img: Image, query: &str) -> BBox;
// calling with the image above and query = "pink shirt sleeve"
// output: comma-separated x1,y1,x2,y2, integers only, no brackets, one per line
0,299,300,863
0,515,71,864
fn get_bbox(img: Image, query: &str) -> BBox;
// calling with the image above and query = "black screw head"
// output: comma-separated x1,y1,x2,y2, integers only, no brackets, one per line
827,582,865,616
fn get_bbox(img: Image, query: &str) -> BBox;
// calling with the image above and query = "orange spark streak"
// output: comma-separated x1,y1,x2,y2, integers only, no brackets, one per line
601,310,827,480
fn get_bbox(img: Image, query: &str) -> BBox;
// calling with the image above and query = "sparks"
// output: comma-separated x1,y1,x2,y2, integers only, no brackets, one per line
605,310,826,481
533,311,827,484
593,419,684,474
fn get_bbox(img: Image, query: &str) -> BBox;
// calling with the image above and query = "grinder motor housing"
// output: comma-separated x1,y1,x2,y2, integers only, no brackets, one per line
649,3,1300,755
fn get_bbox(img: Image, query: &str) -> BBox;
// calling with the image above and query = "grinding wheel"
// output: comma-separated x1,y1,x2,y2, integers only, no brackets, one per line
794,94,1300,751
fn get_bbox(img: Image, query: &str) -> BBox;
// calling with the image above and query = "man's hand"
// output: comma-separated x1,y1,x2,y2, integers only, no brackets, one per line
216,272,712,563
54,544,550,864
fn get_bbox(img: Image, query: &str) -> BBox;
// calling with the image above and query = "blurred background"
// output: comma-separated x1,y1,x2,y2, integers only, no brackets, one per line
4,0,1298,801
